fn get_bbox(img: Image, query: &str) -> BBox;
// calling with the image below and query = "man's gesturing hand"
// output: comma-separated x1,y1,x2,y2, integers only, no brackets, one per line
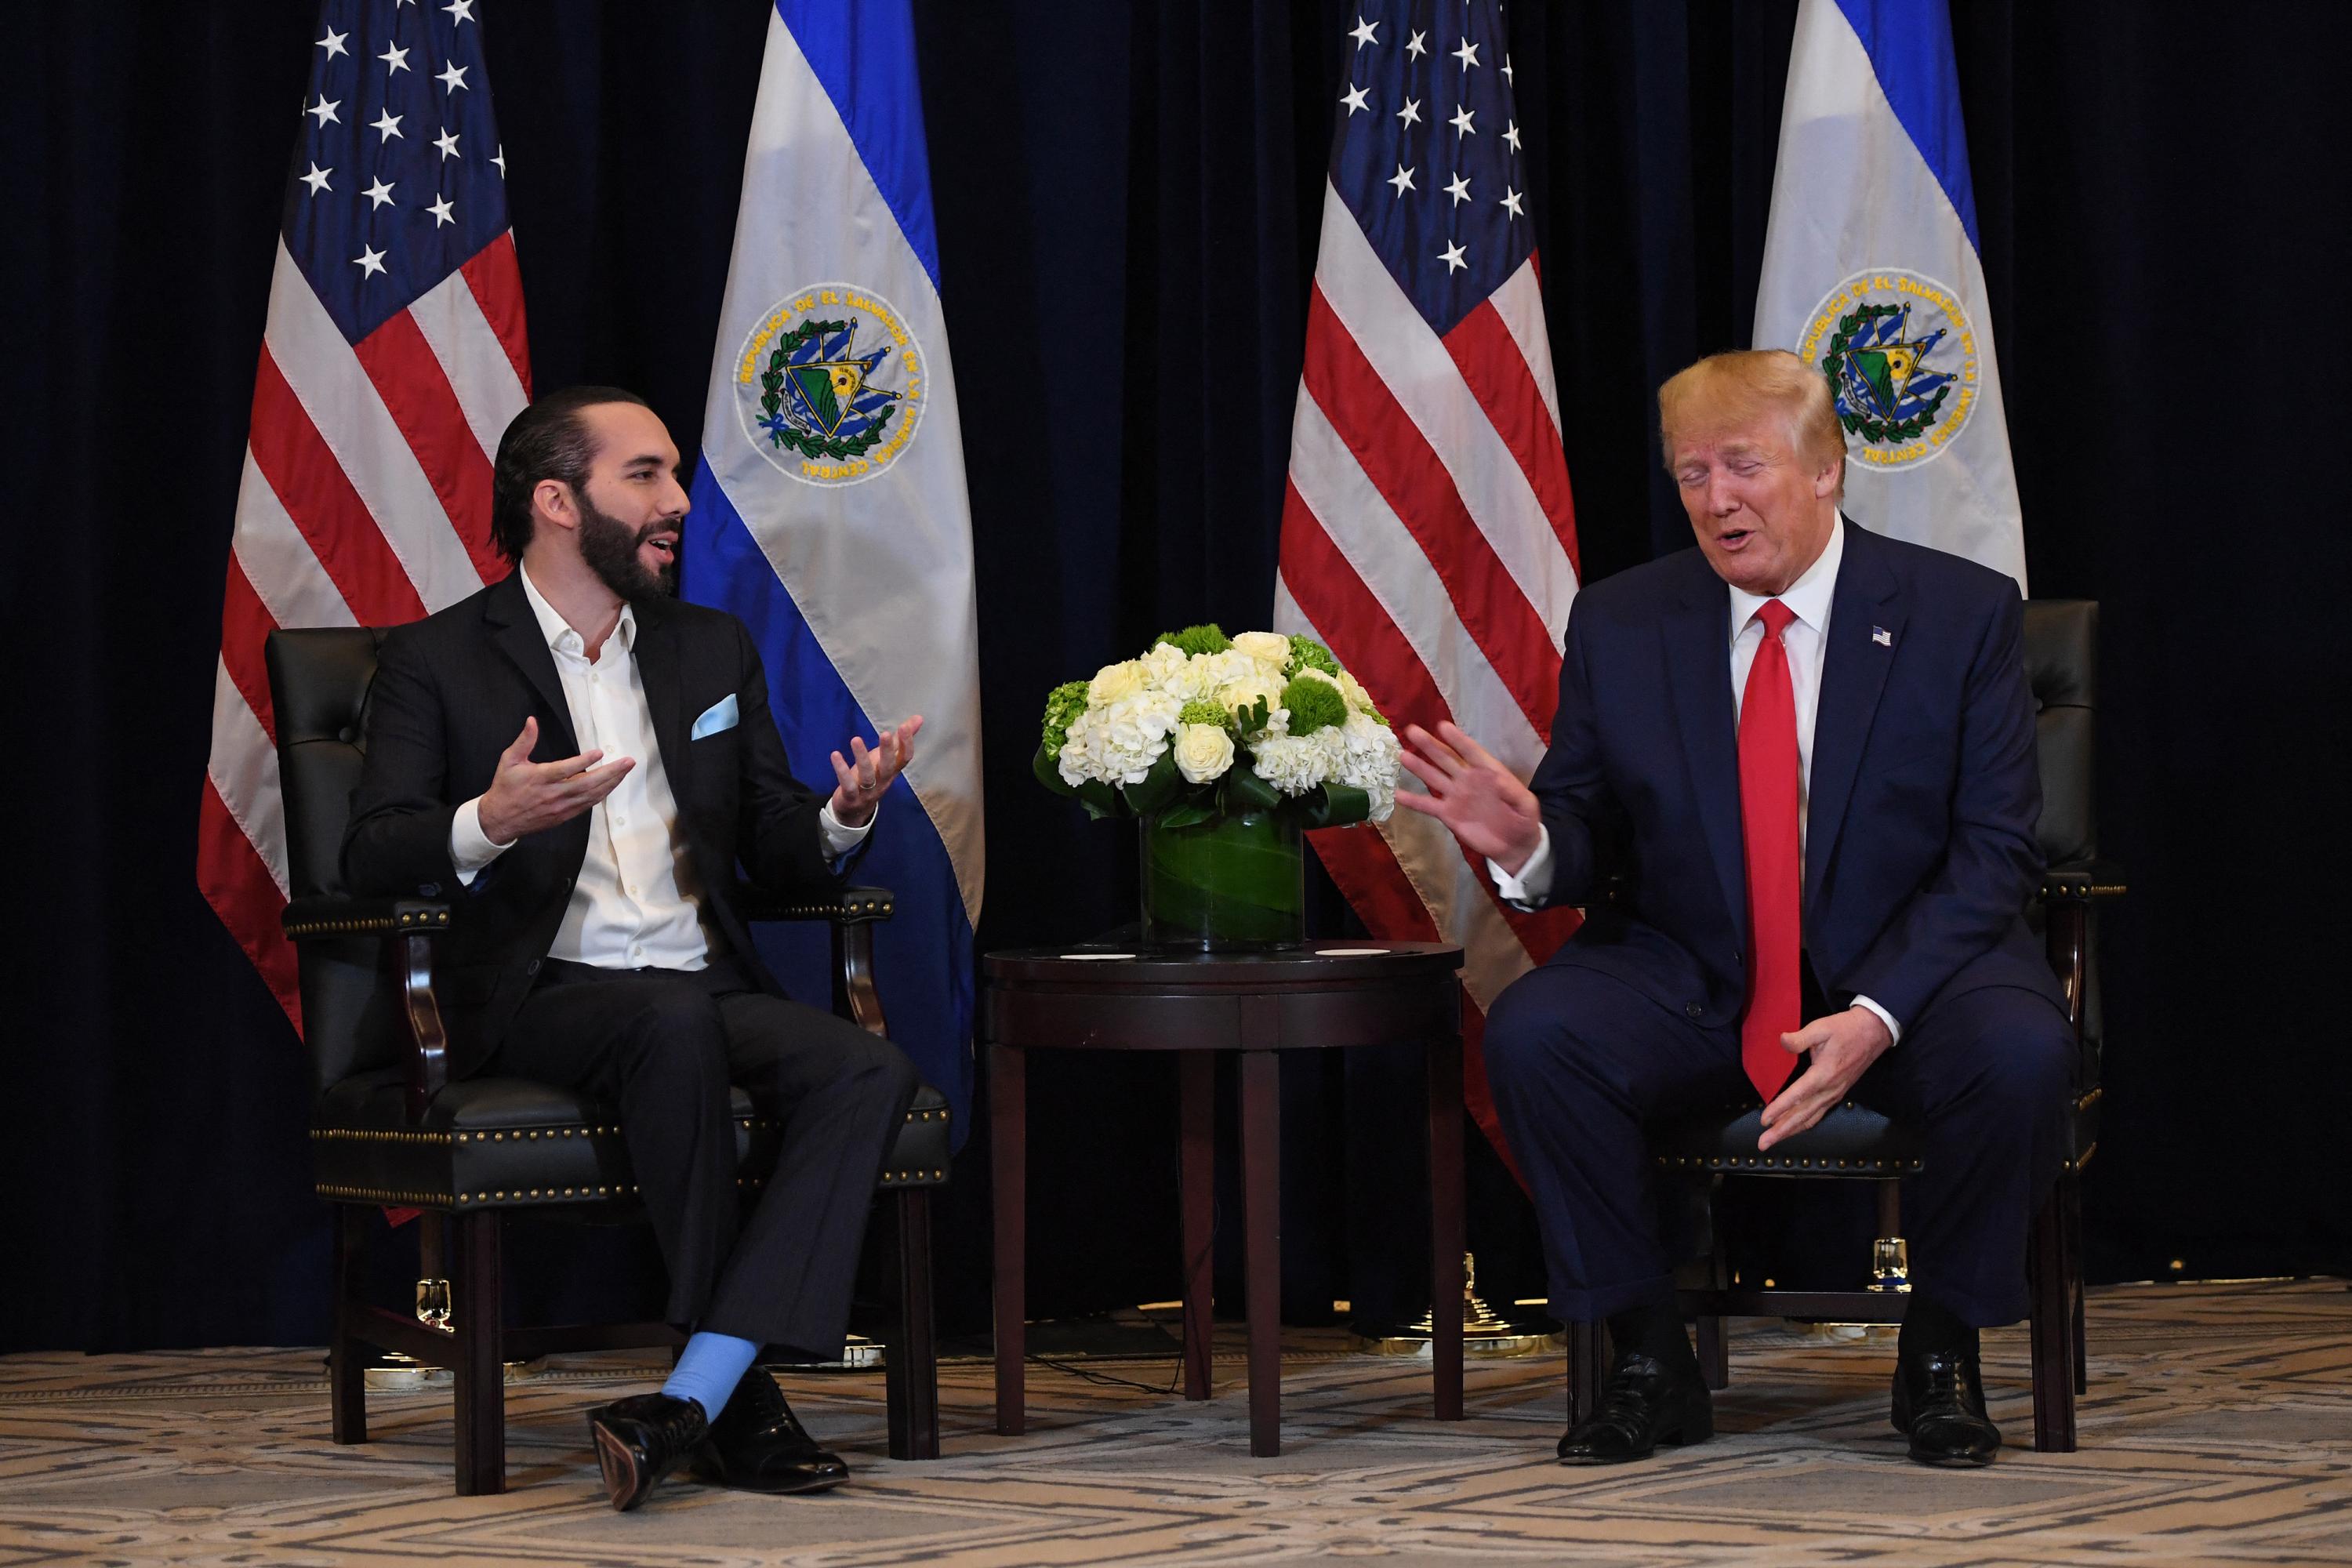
829,716,923,829
1755,1006,1896,1150
1389,721,1544,873
475,717,636,844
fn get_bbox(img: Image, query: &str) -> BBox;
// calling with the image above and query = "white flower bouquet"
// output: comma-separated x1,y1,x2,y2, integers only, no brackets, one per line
1033,625,1403,831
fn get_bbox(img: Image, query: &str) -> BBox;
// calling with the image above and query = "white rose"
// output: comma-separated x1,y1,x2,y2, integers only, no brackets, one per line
1231,631,1293,673
1219,674,1287,736
1171,722,1236,784
1089,659,1146,705
1336,668,1381,719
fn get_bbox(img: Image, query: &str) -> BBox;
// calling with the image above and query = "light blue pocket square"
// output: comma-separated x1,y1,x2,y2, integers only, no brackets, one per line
691,694,739,740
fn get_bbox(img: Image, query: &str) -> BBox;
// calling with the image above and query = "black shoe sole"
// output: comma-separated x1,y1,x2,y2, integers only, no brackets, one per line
1558,1398,1715,1465
592,1425,658,1512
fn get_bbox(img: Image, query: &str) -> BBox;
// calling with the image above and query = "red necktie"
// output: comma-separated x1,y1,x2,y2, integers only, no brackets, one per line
1738,599,1803,1102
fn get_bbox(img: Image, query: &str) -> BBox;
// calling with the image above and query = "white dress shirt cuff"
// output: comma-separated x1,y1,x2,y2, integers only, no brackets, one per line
449,797,517,887
1853,994,1903,1048
1486,826,1554,909
818,798,874,862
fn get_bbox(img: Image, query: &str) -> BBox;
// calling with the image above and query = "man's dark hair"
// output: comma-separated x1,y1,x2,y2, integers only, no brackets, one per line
489,385,652,562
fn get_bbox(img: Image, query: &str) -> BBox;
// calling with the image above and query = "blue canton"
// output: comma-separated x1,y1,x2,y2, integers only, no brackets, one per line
282,0,514,343
1330,0,1532,336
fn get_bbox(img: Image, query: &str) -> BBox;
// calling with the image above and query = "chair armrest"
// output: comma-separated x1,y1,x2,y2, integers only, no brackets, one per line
2038,861,2125,902
737,885,895,926
281,895,453,939
281,896,452,1121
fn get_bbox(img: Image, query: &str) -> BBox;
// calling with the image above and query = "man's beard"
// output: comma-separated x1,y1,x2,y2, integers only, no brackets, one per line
576,494,678,605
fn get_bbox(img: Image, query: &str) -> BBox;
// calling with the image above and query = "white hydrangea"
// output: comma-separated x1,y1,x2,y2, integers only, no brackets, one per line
1333,710,1403,822
1058,687,1182,787
1249,726,1345,797
1138,641,1191,695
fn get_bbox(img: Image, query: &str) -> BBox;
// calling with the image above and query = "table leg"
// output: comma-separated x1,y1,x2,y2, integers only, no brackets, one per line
1428,1029,1465,1421
1178,1050,1214,1401
990,1043,1026,1436
1237,1048,1283,1456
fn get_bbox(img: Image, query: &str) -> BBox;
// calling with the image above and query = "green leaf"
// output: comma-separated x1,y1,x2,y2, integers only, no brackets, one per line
1076,778,1123,818
1156,800,1216,831
1220,765,1282,815
1120,750,1184,816
1032,743,1078,798
1298,782,1371,829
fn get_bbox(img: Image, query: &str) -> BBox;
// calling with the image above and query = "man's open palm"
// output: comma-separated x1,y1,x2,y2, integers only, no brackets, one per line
1391,721,1544,872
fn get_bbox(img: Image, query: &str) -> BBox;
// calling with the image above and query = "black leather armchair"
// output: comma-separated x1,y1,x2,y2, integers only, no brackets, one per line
266,626,952,1496
1567,599,2120,1454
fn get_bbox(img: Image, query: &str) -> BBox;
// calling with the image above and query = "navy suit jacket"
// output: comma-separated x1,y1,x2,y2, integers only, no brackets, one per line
1524,519,2062,1033
341,571,851,1074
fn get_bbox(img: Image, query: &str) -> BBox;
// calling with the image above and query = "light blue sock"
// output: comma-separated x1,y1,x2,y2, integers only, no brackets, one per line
661,1330,761,1422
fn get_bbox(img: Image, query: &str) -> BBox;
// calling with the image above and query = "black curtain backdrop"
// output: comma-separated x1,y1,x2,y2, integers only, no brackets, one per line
8,0,2347,1354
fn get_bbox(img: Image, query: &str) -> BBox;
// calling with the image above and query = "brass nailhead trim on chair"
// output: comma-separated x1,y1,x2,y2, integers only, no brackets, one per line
310,1128,451,1146
316,1182,448,1206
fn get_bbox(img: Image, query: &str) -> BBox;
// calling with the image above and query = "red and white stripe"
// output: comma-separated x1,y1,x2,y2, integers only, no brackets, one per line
1275,183,1584,1166
199,237,528,1029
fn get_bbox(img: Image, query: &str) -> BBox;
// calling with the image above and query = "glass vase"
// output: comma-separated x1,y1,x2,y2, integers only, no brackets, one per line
1138,810,1305,952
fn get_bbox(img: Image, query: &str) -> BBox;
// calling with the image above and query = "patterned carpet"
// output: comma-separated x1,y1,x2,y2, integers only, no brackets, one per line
2,1280,2349,1566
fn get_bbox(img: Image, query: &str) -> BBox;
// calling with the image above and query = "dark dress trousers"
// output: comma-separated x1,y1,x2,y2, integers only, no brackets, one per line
342,571,918,1353
1483,521,2071,1327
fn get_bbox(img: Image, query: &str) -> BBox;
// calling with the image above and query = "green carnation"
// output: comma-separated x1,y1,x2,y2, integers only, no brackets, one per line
1040,680,1091,757
1285,634,1340,678
1282,674,1348,736
1154,623,1232,657
1177,699,1232,729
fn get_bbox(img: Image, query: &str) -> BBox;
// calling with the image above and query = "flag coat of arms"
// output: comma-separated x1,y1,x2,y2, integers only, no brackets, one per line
1275,0,1584,1163
1754,0,2027,589
201,0,528,1026
685,0,983,1139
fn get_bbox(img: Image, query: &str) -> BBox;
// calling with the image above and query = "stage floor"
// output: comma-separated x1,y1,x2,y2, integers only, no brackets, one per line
2,1279,2348,1566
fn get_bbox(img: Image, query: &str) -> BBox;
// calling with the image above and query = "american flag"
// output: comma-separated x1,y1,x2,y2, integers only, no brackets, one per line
200,0,529,1028
1274,0,1583,1164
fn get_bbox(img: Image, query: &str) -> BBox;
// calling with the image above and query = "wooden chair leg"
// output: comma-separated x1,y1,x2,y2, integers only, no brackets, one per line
2027,1190,2078,1453
884,1188,940,1461
2066,1174,2089,1396
1695,1314,1730,1391
1566,1320,1605,1428
329,1207,368,1445
449,1210,506,1496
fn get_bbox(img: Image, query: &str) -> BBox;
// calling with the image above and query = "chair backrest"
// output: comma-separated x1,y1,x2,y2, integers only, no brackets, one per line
264,626,402,1096
2021,600,2096,869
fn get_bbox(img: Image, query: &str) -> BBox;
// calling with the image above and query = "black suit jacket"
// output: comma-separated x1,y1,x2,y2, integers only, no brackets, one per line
1525,520,2063,1032
342,571,847,1075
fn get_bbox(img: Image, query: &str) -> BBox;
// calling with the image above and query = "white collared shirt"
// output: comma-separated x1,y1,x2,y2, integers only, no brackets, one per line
448,564,871,971
1489,520,1900,1040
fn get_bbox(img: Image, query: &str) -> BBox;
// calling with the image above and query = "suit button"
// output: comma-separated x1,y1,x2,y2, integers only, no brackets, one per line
419,882,441,898
527,959,540,976
1685,1002,1704,1019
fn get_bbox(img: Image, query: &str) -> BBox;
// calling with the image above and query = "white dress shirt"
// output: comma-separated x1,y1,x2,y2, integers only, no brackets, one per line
1489,520,1902,1041
449,564,871,971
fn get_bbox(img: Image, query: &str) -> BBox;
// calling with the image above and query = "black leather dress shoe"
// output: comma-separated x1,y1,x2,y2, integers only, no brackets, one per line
1891,1347,2002,1466
690,1367,851,1495
586,1392,710,1511
1558,1350,1714,1465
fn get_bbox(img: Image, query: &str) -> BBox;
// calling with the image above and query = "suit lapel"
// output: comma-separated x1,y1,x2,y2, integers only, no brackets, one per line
481,573,579,756
631,599,693,795
1804,521,1906,913
1660,564,1749,946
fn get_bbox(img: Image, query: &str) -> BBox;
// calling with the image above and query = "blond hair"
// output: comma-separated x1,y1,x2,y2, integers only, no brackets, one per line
1657,350,1846,491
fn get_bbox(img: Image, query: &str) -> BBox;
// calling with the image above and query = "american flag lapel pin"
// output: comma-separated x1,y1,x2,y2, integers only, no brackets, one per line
1872,626,1893,647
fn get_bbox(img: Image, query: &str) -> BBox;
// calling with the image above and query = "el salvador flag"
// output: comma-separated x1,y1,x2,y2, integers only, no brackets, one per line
1755,0,2027,590
685,0,983,1144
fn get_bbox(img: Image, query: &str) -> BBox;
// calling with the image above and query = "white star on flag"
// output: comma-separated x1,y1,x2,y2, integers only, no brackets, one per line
1437,240,1468,273
1450,105,1476,138
352,244,387,278
1445,172,1472,205
362,177,396,209
437,62,468,93
306,94,339,127
379,42,409,74
427,194,456,227
433,128,461,160
1396,96,1421,128
317,27,348,59
299,162,332,196
371,108,403,140
1388,163,1416,197
1454,37,1479,69
1405,29,1427,58
1341,82,1370,116
1350,16,1377,48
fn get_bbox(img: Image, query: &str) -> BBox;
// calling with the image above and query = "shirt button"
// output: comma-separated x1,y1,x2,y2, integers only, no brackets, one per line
613,813,628,827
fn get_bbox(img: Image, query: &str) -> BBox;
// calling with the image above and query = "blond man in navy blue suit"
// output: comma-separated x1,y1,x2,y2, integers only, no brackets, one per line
1398,351,2069,1468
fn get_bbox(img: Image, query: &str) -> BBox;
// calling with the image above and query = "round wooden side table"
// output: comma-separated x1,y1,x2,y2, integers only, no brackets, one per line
982,941,1467,1457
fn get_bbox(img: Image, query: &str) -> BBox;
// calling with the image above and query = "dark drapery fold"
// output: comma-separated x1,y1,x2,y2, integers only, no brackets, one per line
5,0,2345,1352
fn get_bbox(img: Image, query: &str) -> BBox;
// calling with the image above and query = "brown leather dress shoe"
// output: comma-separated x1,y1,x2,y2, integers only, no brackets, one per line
586,1392,710,1511
1892,1346,2003,1466
690,1367,851,1495
1558,1349,1715,1465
